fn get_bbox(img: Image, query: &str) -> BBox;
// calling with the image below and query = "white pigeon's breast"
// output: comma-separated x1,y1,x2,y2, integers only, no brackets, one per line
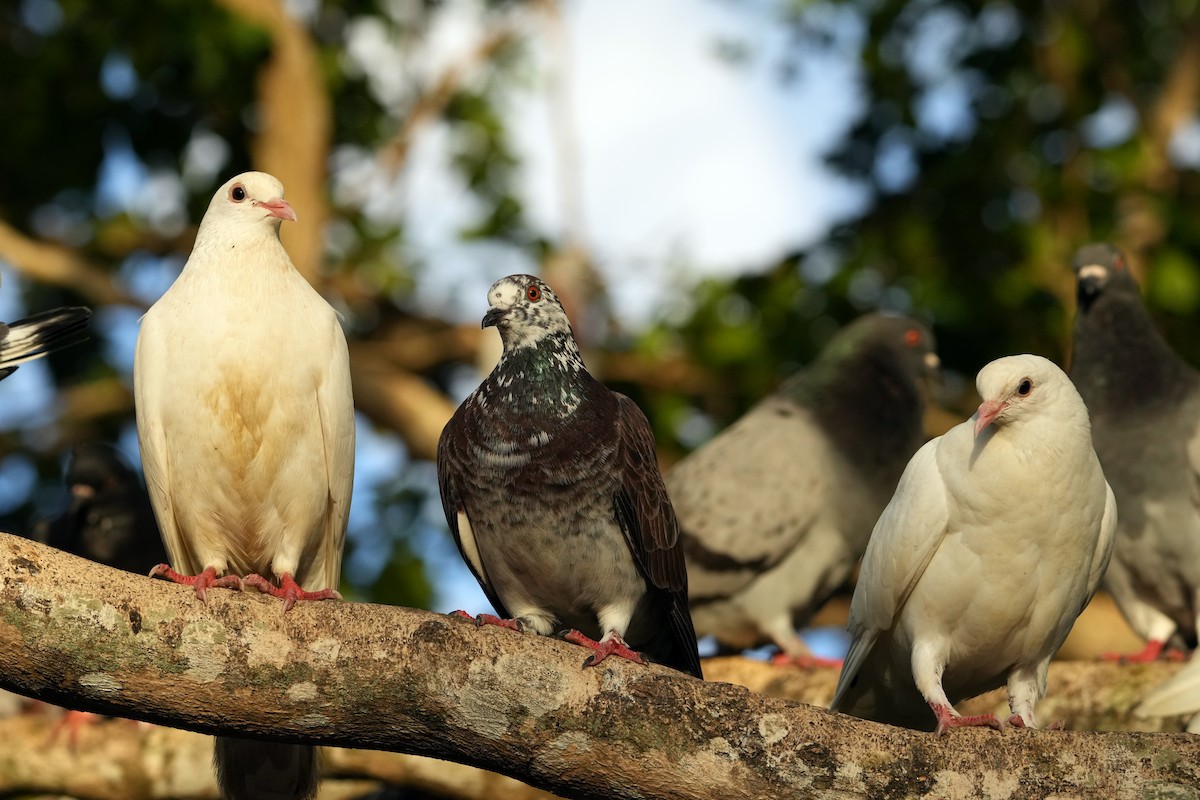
897,463,1107,696
139,270,343,576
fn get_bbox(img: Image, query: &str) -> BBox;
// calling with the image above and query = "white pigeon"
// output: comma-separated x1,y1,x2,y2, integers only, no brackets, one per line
830,354,1116,734
134,171,355,800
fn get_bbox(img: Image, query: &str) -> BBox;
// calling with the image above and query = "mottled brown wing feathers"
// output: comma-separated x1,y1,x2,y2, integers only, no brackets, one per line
614,394,687,591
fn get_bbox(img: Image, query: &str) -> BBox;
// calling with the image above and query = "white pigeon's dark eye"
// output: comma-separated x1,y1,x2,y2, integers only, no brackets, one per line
1017,378,1033,396
526,284,542,302
230,185,247,202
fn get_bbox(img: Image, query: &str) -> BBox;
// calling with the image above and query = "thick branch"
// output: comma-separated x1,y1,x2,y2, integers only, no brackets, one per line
380,26,520,174
2,532,1198,800
347,344,458,460
0,220,139,306
0,714,558,800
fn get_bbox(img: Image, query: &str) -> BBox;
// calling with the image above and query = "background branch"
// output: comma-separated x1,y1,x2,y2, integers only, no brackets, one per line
0,220,139,307
2,532,1198,800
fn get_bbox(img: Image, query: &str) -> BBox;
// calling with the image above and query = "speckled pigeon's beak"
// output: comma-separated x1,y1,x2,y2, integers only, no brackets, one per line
482,306,506,329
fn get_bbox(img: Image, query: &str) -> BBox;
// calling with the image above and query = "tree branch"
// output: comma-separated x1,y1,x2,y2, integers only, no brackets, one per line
0,713,560,800
0,220,140,307
379,26,520,174
2,531,1198,800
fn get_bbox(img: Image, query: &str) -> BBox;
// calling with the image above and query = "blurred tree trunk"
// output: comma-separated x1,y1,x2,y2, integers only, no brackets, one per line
2,533,1198,800
214,0,331,286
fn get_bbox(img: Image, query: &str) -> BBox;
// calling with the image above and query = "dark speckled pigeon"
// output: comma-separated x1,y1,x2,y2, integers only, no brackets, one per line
668,313,939,666
1070,242,1200,662
437,274,702,678
40,443,168,575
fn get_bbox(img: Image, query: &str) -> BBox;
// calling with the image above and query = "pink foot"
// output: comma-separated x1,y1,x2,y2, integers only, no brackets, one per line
450,610,524,631
1007,714,1062,730
931,703,1001,736
563,630,647,668
47,710,100,749
243,572,341,613
770,652,843,670
149,564,241,601
1099,639,1183,664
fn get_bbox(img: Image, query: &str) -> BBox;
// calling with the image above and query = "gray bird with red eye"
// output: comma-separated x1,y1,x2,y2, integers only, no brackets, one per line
668,313,939,667
437,274,702,678
1070,242,1200,663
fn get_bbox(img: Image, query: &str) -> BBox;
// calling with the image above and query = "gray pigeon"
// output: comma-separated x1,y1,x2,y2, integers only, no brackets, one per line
1070,242,1200,661
437,274,703,678
668,313,938,666
0,306,91,380
831,355,1116,733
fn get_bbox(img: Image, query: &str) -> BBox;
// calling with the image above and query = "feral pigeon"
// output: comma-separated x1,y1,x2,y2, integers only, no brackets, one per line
40,443,167,574
831,354,1116,733
0,306,91,380
437,274,703,678
1069,242,1200,661
135,172,355,800
669,313,938,666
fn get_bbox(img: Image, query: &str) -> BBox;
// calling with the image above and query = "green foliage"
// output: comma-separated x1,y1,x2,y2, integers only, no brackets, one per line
0,0,269,222
644,0,1200,451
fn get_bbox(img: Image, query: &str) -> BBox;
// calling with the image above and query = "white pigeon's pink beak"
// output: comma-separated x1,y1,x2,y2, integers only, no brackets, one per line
259,198,297,222
974,399,1005,437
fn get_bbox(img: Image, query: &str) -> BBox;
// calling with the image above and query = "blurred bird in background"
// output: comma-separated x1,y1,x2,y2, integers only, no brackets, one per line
669,313,939,667
38,443,167,575
1069,242,1200,663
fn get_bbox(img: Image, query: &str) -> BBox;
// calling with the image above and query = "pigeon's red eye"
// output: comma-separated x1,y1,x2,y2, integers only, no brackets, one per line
904,328,921,347
527,285,542,302
230,185,247,202
1017,378,1033,396
1113,256,1125,270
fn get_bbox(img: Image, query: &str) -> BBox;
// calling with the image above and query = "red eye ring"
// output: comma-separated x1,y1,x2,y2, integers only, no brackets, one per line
527,285,542,302
904,328,921,347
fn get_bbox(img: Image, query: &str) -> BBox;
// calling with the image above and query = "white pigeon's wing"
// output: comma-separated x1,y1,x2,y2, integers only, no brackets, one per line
133,311,196,574
832,437,949,708
314,317,356,592
1082,481,1118,610
1136,658,1200,719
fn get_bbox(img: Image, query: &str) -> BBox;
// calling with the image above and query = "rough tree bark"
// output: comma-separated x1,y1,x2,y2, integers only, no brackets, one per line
2,531,1197,800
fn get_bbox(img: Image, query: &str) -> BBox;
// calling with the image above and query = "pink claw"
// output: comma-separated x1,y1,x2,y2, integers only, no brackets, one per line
449,610,525,631
1099,639,1184,664
563,630,647,668
243,572,341,613
931,703,1002,736
149,564,242,601
770,652,844,670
